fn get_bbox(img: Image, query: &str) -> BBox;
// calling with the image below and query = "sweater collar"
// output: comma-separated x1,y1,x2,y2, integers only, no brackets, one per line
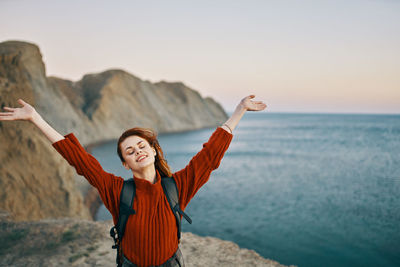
133,170,162,193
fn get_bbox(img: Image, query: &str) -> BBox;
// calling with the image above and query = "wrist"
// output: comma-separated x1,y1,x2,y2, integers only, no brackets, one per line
222,123,233,134
235,103,247,114
30,110,41,123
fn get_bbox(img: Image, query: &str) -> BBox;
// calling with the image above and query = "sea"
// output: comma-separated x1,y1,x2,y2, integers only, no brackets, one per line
92,112,400,267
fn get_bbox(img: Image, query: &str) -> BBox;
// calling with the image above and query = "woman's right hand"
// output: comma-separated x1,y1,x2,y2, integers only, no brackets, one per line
0,99,37,121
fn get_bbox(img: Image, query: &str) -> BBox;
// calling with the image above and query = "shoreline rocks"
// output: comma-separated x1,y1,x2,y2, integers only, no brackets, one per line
0,211,295,267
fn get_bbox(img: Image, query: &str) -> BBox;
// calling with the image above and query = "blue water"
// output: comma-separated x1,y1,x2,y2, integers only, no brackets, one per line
92,112,400,267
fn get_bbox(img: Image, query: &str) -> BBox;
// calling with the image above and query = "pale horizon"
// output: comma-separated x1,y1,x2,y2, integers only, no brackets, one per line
1,0,399,114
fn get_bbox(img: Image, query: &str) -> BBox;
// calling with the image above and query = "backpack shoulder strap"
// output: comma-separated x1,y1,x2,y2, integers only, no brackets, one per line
110,178,136,266
116,178,136,238
161,177,192,240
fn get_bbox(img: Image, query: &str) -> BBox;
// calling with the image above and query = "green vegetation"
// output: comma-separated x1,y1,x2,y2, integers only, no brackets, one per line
69,252,89,263
86,245,98,252
0,228,30,255
0,222,100,265
44,241,60,250
61,224,81,243
0,223,84,258
98,251,108,256
61,230,76,243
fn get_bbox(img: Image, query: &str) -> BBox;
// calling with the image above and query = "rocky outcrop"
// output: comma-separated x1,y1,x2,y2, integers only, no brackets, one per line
0,40,228,222
0,41,91,222
0,211,294,267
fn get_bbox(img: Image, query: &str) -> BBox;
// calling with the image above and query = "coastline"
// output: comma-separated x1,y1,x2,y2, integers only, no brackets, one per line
85,125,221,153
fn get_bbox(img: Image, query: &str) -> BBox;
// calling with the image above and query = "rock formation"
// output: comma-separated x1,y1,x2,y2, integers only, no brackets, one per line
0,211,295,267
45,69,228,145
0,40,228,222
0,41,91,222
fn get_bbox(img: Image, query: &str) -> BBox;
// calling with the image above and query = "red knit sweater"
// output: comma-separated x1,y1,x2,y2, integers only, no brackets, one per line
52,127,233,266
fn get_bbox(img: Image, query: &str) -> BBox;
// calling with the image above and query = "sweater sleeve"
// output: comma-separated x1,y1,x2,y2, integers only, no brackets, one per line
52,133,124,218
172,127,233,210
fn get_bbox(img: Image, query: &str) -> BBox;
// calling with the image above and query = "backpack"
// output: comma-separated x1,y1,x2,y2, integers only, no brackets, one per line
109,176,192,267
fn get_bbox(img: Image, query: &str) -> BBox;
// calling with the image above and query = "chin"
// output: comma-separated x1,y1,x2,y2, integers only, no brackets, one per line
136,160,155,168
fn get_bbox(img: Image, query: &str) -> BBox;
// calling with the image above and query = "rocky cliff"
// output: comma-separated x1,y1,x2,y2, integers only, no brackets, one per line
0,211,295,267
45,69,227,145
0,40,228,222
0,41,91,222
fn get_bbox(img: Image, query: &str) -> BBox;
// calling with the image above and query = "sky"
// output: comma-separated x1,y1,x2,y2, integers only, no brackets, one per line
1,0,399,114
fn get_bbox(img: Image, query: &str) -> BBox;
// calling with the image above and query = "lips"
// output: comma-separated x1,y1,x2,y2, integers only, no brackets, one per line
137,155,147,162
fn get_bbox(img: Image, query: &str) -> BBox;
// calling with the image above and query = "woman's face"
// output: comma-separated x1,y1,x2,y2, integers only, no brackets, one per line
120,135,156,171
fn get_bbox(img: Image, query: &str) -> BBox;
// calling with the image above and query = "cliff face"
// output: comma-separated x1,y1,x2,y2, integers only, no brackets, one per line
0,40,228,222
0,41,91,222
46,69,228,145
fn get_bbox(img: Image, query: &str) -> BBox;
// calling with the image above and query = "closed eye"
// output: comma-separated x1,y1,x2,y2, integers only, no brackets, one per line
127,144,146,155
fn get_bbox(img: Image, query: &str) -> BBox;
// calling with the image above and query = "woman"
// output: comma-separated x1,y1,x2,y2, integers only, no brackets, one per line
0,95,266,267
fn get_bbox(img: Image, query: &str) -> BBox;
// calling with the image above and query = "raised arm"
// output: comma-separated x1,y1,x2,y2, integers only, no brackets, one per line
0,99,64,143
220,94,267,134
1,99,123,217
174,94,267,209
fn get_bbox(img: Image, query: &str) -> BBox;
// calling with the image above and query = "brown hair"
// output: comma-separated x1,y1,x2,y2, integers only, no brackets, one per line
117,127,172,177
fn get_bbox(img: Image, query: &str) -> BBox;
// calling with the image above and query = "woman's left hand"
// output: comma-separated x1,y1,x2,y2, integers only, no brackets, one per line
239,95,267,111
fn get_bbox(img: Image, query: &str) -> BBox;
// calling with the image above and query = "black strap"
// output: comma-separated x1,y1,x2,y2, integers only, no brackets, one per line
117,179,136,238
161,177,192,240
110,178,136,266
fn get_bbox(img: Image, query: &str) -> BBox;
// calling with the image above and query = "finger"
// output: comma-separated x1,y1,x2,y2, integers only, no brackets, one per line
18,99,27,106
3,107,16,111
252,103,267,110
0,116,17,121
0,115,16,120
259,104,267,110
0,112,14,116
250,102,265,107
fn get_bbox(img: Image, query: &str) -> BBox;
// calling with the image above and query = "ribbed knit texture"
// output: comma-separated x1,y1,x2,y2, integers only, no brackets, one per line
52,127,233,266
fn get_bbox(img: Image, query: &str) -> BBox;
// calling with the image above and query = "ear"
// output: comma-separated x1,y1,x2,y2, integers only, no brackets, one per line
153,148,157,156
122,162,130,170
